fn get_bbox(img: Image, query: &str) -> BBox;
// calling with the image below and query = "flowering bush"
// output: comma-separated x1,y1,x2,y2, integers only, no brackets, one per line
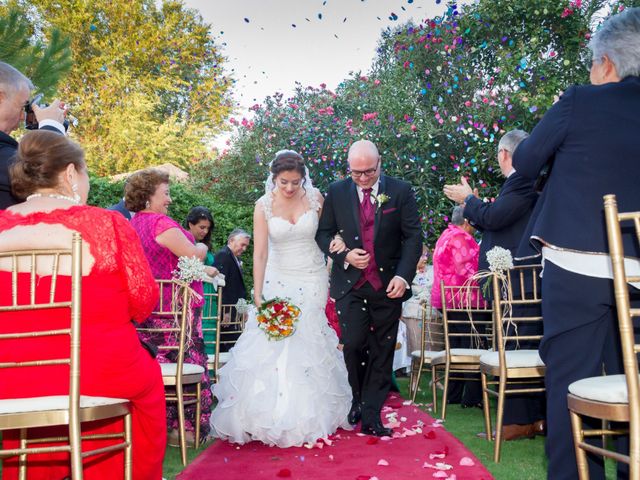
256,298,301,341
207,0,632,246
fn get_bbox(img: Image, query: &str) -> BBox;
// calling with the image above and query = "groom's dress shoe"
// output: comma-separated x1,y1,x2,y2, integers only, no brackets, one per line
348,403,362,425
361,422,393,437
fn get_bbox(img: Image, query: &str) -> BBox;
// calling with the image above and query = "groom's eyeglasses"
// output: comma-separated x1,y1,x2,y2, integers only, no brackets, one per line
349,160,379,178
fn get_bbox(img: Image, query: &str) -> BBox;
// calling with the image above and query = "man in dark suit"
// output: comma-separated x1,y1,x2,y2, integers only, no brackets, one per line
214,228,250,352
444,129,543,439
316,140,422,436
512,8,640,479
107,198,133,220
0,61,67,209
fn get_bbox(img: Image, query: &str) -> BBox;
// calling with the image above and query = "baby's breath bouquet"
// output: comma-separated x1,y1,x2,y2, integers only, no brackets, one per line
486,246,514,273
172,256,209,284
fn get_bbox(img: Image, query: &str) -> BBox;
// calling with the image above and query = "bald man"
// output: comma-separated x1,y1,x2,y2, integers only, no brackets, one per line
316,140,422,436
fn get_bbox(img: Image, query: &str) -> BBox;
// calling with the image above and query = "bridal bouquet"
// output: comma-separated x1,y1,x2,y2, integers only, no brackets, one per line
256,297,301,341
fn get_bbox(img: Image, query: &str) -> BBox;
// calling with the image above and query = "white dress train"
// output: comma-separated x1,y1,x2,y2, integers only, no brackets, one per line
210,189,352,447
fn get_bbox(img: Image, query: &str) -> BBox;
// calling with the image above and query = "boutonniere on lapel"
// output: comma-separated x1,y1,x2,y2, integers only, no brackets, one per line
375,193,390,211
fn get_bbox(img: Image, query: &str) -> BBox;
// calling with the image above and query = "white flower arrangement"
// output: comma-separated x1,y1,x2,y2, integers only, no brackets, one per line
486,246,514,273
235,298,252,315
172,256,209,284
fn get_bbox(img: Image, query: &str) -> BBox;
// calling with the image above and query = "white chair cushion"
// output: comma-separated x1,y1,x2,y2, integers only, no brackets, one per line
432,348,490,361
411,350,443,360
479,350,545,368
160,363,205,376
568,374,635,404
0,395,127,415
207,354,215,363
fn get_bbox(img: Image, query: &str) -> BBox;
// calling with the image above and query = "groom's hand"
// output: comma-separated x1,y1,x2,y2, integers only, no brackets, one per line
345,248,370,269
386,277,407,299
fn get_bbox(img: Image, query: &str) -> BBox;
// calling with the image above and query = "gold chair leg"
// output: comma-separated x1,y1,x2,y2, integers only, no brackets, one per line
569,410,590,480
195,383,202,449
409,358,417,400
441,365,450,420
481,372,492,442
494,376,506,463
18,428,27,480
69,416,84,480
431,365,438,416
411,360,423,403
631,419,640,480
176,383,188,466
124,411,133,480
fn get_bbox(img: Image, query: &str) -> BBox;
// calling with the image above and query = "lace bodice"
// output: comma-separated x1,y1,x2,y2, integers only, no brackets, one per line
0,206,157,322
257,188,326,275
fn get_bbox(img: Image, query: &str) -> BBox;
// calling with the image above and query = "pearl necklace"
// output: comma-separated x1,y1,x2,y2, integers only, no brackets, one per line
26,192,81,205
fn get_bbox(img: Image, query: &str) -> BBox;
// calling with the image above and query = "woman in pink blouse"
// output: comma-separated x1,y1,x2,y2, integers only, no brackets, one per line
431,206,482,309
430,205,485,408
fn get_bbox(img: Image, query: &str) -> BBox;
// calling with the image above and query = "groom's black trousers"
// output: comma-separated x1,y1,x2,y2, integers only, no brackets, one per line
336,282,403,425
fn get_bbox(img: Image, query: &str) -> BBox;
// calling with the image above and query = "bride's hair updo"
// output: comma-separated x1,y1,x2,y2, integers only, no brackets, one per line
270,150,306,188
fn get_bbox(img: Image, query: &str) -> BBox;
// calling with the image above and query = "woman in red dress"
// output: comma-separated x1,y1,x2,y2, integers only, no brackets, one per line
0,131,166,479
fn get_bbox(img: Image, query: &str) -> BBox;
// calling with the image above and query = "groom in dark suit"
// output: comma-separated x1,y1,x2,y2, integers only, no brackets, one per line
316,140,422,436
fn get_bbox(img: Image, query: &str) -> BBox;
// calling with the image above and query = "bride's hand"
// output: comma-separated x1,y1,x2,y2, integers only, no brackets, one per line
329,235,347,254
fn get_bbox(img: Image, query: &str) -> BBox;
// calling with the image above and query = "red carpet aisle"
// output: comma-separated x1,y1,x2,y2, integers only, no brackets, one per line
177,393,493,480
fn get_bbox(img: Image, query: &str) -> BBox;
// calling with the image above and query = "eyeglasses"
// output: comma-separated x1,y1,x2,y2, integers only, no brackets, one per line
349,160,380,178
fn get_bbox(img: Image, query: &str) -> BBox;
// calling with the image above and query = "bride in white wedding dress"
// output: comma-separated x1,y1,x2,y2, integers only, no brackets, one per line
210,150,352,447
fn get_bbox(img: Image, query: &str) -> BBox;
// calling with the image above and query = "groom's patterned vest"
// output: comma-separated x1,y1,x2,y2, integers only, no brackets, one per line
354,189,383,291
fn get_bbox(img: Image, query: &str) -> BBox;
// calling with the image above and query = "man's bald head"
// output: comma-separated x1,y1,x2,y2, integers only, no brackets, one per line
347,140,381,188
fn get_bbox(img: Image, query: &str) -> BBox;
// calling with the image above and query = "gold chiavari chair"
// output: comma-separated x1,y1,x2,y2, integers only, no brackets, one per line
479,264,545,462
567,194,640,479
409,305,444,404
431,281,494,419
212,301,248,382
137,279,201,466
0,233,132,480
201,288,222,379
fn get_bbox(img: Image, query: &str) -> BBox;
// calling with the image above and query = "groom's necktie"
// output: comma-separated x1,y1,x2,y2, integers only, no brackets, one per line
361,188,374,220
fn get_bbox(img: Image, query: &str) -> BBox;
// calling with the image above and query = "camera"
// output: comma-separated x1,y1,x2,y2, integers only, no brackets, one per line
24,93,71,131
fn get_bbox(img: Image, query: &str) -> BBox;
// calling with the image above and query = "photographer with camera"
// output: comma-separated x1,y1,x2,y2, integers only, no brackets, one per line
0,61,68,209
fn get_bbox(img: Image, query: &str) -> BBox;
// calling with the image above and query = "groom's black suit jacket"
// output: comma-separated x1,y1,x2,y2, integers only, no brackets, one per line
316,175,422,302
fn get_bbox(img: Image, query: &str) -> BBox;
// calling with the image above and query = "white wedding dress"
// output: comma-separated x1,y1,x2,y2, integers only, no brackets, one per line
210,188,352,447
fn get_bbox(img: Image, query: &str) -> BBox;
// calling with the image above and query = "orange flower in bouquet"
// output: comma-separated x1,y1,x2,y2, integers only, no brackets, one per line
256,297,301,341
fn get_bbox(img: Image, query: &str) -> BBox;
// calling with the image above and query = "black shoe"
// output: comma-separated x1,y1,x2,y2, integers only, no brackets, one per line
348,402,362,425
461,402,483,409
361,422,393,437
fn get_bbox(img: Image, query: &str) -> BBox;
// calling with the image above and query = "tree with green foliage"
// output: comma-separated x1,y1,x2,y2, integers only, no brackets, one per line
11,0,233,175
0,6,72,97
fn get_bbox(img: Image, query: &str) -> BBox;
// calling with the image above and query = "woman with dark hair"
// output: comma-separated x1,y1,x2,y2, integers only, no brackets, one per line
126,170,215,444
210,150,352,447
184,206,218,359
0,130,166,479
